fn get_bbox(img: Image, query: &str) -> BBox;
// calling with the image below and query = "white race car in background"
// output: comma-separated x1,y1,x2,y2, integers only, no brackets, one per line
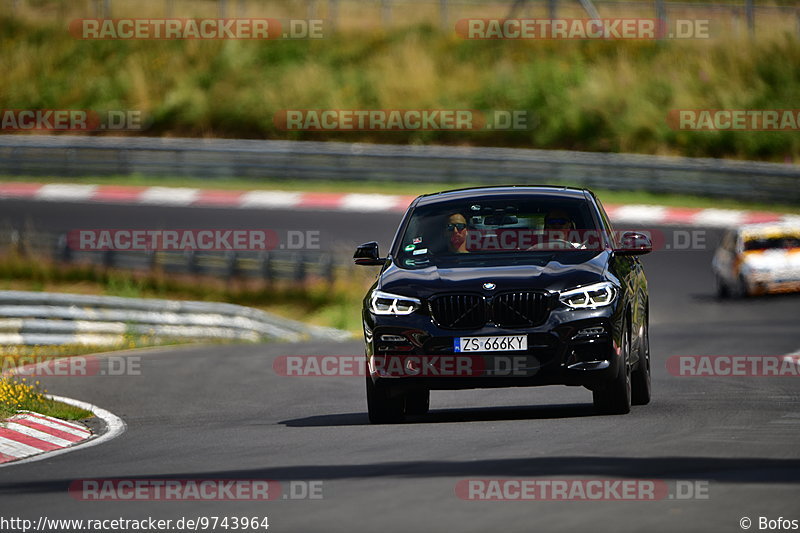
712,223,800,297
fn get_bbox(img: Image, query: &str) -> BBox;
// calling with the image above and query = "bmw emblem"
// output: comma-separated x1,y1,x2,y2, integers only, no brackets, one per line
483,282,496,290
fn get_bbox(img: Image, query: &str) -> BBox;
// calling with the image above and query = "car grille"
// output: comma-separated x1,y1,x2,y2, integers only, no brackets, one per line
428,292,551,330
491,291,550,328
428,294,486,329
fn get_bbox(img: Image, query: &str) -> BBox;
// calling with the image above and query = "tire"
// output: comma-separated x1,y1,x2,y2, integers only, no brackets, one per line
405,389,430,416
631,319,651,406
366,374,405,424
734,274,750,299
593,323,632,415
716,275,730,299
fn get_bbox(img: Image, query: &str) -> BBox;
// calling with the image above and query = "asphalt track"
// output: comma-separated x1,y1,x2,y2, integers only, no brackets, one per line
0,199,799,533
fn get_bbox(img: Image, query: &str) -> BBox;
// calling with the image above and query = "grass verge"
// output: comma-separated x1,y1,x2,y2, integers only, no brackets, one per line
1,17,799,161
0,377,93,421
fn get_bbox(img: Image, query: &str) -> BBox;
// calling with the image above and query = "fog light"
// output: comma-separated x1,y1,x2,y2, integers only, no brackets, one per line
573,326,605,339
380,334,407,342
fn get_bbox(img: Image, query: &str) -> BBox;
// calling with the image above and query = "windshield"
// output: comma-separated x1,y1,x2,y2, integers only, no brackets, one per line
395,196,603,269
744,233,800,251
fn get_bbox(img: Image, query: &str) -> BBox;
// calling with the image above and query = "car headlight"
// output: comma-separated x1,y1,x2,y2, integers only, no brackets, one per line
369,290,421,315
559,282,618,309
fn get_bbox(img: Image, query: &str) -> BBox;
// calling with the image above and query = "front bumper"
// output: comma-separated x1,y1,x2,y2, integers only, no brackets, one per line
364,304,624,392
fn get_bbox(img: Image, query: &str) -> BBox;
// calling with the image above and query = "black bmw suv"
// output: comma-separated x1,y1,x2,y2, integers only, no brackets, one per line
354,186,652,423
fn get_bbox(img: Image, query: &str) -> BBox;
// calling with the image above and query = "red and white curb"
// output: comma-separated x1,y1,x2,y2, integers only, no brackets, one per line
0,182,797,227
0,395,125,467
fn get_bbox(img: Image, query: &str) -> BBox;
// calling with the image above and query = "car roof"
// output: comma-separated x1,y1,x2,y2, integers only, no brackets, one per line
413,185,591,207
737,222,800,239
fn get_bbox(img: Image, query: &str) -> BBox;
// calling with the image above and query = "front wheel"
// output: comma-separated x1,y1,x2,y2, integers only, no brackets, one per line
631,320,651,406
716,275,730,299
593,323,632,415
366,375,405,424
734,274,751,298
405,389,430,416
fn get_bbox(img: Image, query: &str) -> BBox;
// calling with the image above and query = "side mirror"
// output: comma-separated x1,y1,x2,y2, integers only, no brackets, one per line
615,231,652,256
354,241,386,266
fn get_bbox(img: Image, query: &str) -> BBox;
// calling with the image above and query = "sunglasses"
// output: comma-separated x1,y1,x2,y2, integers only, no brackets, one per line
446,223,467,231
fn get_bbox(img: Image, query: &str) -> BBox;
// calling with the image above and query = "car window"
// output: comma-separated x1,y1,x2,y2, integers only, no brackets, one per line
744,233,800,251
593,196,618,249
395,196,601,269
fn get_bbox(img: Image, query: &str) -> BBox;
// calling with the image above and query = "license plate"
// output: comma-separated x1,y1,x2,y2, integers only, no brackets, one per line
455,335,527,352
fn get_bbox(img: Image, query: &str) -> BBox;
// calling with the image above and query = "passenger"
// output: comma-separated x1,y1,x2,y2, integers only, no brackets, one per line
533,209,579,249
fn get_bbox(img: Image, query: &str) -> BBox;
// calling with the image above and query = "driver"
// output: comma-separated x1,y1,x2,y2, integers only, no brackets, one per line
534,209,580,249
445,213,469,253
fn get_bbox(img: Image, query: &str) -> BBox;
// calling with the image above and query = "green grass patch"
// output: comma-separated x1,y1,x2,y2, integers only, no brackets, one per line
0,377,93,421
1,16,799,161
19,397,94,421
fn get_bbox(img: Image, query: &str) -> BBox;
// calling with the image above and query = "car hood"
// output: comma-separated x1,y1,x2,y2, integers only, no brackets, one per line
379,251,610,298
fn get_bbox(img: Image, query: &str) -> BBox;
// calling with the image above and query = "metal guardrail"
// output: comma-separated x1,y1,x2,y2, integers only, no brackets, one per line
0,135,798,203
0,229,353,345
0,290,350,346
0,229,339,284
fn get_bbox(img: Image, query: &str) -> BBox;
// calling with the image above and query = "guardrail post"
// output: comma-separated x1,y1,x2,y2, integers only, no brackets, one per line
219,0,227,18
321,253,335,285
796,10,800,38
185,249,199,274
294,253,306,283
56,234,71,263
381,0,391,27
745,0,755,35
329,0,338,31
655,0,666,31
146,249,157,271
11,230,25,257
225,251,238,278
260,252,274,283
103,249,115,269
439,0,447,30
